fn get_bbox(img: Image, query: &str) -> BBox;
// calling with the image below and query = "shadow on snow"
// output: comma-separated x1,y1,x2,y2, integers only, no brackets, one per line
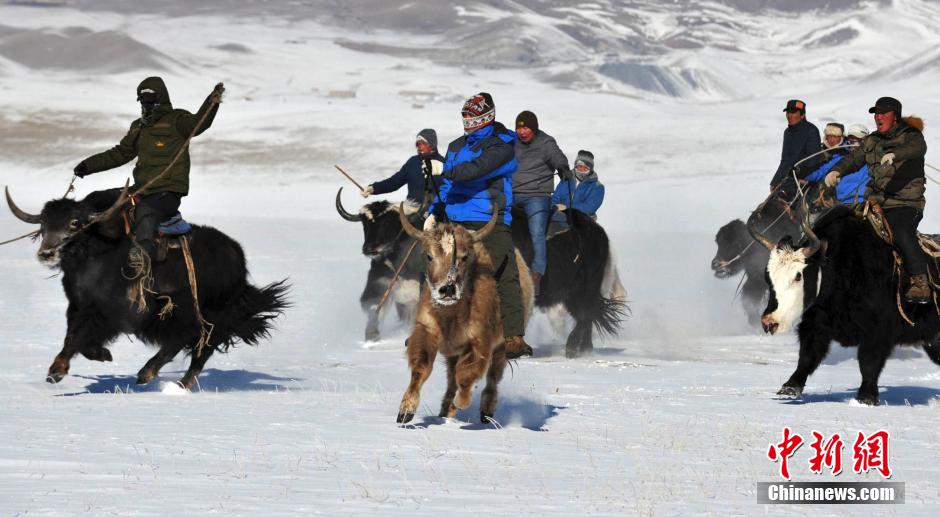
55,368,301,396
779,385,940,406
403,397,564,431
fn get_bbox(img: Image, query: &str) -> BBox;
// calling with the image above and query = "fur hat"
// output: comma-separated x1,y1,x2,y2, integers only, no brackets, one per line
824,122,844,138
846,124,869,139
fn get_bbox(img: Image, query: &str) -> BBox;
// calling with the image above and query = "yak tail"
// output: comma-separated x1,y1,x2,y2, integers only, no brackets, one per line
592,295,629,337
924,339,940,366
217,280,291,351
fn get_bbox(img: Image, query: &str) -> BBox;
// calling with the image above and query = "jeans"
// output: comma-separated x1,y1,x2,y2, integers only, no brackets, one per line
514,195,551,275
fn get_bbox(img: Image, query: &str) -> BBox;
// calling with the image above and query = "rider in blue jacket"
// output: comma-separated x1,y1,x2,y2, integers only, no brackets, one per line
550,150,605,229
426,92,531,359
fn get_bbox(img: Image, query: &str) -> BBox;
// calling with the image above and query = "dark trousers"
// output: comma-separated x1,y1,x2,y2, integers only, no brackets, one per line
885,206,928,276
134,192,182,251
460,222,525,337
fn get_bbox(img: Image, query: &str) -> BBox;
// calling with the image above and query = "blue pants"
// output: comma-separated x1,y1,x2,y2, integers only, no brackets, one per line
515,196,551,275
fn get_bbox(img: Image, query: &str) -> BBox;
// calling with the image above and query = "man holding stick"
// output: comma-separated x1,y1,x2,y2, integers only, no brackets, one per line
73,77,224,262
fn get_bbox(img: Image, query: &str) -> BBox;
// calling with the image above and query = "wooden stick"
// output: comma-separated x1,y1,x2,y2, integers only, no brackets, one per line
376,239,419,314
334,164,366,191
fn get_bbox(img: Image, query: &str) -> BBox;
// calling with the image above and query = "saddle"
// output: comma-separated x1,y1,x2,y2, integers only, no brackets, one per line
122,203,193,262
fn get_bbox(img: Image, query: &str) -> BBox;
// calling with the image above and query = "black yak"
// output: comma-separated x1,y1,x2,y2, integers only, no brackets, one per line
335,188,423,341
5,185,289,389
753,206,940,405
511,207,627,358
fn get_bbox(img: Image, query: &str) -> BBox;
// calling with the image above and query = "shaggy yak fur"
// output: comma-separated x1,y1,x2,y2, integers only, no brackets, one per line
335,188,423,341
6,186,289,389
395,208,534,424
511,206,627,357
759,207,940,405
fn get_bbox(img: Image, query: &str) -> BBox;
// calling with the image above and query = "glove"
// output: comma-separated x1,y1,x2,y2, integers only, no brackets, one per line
555,204,567,211
430,160,443,176
423,214,436,231
880,153,895,166
210,82,225,104
360,185,373,198
73,162,89,178
824,171,841,187
560,168,573,181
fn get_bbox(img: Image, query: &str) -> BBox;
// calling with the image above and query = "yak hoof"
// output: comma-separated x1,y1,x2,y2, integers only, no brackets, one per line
365,328,380,342
45,372,65,384
397,411,415,424
506,343,533,360
136,369,156,385
855,394,880,406
565,347,581,359
776,385,803,399
481,412,495,424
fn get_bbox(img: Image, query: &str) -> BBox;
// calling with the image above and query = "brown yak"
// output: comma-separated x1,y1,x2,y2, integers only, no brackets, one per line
396,207,534,424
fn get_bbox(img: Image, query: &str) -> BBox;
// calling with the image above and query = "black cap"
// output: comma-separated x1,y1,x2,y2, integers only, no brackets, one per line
868,96,902,116
783,99,806,113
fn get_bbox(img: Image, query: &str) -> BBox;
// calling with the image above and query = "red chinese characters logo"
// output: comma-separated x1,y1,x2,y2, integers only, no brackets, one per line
767,428,891,479
767,427,804,480
853,430,892,478
808,431,844,475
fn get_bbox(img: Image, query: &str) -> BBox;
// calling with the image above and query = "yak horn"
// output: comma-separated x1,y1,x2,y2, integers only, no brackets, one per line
335,187,362,222
5,187,42,224
88,180,130,224
399,203,424,239
470,208,499,243
745,211,776,251
799,195,822,258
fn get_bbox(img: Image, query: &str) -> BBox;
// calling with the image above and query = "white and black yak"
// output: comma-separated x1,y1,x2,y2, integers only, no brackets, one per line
752,206,940,405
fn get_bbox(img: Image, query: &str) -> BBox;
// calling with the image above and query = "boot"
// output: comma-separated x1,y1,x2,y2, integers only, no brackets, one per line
906,274,932,304
504,335,533,359
531,271,542,296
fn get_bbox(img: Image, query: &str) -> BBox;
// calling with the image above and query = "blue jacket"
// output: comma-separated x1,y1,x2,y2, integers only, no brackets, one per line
429,122,517,225
835,165,869,205
804,149,869,204
803,150,846,183
551,174,604,216
371,151,444,204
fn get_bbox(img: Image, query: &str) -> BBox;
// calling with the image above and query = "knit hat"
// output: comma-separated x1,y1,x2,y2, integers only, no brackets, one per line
416,128,438,150
823,122,844,138
573,150,594,171
461,92,495,132
846,123,870,139
515,110,539,133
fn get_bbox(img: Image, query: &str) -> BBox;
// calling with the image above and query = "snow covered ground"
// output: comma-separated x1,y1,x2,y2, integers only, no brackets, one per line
1,2,940,515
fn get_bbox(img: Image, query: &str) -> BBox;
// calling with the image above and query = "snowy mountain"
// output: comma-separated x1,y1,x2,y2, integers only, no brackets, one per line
3,0,939,99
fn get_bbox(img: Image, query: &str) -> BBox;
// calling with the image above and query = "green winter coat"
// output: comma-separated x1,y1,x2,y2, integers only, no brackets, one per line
832,117,927,210
81,77,219,196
